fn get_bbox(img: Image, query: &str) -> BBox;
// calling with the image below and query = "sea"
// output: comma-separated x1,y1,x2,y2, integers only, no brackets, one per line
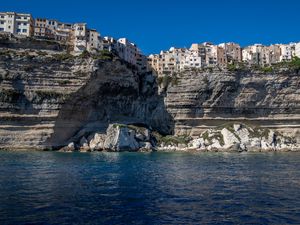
0,151,299,225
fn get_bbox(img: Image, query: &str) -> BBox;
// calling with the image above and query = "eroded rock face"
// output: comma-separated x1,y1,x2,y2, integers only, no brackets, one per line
59,124,154,152
1,37,300,152
163,69,300,138
103,125,140,151
0,42,173,150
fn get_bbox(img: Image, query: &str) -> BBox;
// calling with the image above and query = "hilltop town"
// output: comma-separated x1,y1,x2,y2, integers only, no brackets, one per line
1,11,300,76
0,11,300,152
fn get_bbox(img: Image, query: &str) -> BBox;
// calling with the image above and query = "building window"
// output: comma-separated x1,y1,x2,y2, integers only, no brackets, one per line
23,17,27,19
8,26,11,29
0,28,4,31
23,22,27,25
22,29,27,33
0,16,4,18
0,21,4,24
17,29,21,32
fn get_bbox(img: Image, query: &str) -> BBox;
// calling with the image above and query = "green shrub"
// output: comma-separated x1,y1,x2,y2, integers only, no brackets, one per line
79,50,90,58
260,66,273,73
92,50,113,61
154,133,191,146
201,130,225,146
52,53,73,61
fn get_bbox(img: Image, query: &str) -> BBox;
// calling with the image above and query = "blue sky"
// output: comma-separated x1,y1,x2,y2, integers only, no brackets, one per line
2,0,300,54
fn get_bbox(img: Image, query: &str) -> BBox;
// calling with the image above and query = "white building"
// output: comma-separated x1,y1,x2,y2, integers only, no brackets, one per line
279,44,293,61
295,42,300,58
73,23,87,53
182,50,202,69
101,36,117,52
0,12,33,37
117,38,140,65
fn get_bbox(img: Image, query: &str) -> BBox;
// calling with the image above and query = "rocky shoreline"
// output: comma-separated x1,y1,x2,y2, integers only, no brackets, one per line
57,123,300,153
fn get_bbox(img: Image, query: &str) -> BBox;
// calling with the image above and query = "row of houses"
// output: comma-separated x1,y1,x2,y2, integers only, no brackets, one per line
242,43,300,66
1,12,300,76
148,42,242,75
148,42,300,76
0,12,146,72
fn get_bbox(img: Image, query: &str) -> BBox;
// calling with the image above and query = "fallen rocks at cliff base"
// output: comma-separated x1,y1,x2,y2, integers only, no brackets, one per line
59,123,155,152
156,123,300,152
60,123,300,152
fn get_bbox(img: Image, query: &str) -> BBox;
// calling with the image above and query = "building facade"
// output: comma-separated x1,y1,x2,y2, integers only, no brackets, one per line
0,12,33,37
117,38,140,66
295,43,300,58
219,42,242,64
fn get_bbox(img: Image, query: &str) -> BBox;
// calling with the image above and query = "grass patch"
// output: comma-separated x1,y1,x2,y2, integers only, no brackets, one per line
153,132,191,146
200,130,225,146
92,50,113,61
260,66,274,73
249,127,270,139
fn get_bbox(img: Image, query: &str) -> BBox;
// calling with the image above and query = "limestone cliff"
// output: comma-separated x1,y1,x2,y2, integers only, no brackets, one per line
163,68,300,140
1,36,300,151
0,43,173,150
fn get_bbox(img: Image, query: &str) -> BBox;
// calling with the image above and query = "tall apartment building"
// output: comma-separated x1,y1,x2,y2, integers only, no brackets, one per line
87,29,101,51
68,23,100,53
117,38,140,66
204,42,226,67
280,44,293,61
148,54,161,75
73,23,88,52
269,45,281,64
54,22,73,42
0,12,34,37
219,42,242,64
34,18,56,39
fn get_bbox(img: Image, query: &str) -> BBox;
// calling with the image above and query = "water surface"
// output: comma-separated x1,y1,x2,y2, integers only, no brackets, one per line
0,151,300,224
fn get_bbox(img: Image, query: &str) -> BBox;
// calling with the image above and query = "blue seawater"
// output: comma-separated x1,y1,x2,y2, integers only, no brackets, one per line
0,151,300,225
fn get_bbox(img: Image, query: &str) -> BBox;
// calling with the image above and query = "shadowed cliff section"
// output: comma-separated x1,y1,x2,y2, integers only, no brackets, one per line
0,39,173,150
46,60,174,148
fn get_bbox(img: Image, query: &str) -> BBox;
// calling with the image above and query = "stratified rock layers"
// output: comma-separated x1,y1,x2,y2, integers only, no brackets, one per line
164,69,300,140
0,49,172,150
1,46,300,151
